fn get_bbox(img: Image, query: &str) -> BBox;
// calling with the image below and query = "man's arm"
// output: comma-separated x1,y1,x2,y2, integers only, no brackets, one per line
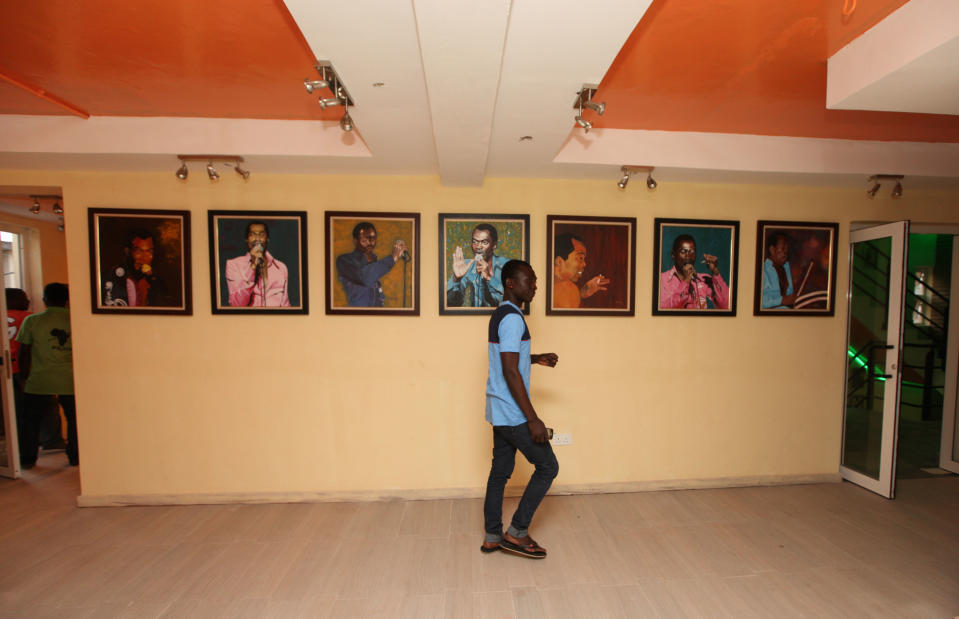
18,343,31,382
500,351,549,443
225,256,257,306
336,253,396,286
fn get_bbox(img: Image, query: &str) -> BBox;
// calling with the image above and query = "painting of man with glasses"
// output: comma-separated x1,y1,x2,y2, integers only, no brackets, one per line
439,215,529,315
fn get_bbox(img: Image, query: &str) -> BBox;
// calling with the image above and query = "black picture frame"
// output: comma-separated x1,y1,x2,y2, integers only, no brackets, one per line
753,220,839,316
438,213,530,315
653,217,739,316
208,210,309,314
546,215,637,316
325,211,421,315
88,208,192,315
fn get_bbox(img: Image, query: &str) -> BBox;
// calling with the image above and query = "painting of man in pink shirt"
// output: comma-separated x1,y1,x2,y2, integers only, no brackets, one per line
225,221,290,307
654,219,739,316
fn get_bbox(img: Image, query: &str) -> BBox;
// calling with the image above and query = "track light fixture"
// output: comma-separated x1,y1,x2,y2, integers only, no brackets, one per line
175,155,248,182
617,165,657,191
23,194,63,215
572,85,605,134
304,61,356,133
866,174,904,199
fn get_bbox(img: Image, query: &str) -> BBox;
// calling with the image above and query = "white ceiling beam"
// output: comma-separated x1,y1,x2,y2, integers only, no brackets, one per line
485,0,653,179
412,0,512,186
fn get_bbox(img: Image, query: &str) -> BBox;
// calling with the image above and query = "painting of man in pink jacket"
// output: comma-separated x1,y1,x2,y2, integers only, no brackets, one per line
225,221,290,307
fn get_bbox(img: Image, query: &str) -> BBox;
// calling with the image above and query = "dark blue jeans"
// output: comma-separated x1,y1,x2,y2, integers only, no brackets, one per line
483,423,559,542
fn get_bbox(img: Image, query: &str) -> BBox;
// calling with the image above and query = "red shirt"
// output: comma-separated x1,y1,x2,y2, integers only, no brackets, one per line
7,309,31,374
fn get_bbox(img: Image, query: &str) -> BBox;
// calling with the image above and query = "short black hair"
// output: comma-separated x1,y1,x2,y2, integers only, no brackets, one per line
767,232,789,252
5,288,29,311
554,232,585,260
473,223,498,247
126,228,156,248
43,282,69,307
352,222,376,239
671,233,696,255
244,221,270,239
502,259,532,282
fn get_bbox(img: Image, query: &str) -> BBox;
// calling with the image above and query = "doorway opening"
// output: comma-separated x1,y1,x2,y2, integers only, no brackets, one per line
898,233,951,479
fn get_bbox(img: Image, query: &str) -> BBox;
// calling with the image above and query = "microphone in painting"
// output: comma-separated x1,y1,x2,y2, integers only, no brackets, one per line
395,239,411,262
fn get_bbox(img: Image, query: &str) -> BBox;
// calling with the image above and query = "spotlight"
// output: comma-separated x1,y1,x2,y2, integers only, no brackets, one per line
891,181,903,198
575,115,591,133
30,197,40,214
319,97,343,109
616,165,657,191
52,200,63,214
206,161,220,181
234,164,250,180
583,101,605,115
866,181,881,198
176,155,247,182
175,162,189,180
339,110,354,132
304,78,329,94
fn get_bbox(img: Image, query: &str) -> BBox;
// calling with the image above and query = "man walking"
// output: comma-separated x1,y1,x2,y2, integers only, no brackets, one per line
482,260,559,559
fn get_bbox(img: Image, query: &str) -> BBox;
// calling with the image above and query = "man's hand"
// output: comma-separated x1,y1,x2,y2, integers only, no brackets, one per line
451,246,473,280
781,293,797,307
531,353,558,367
249,243,264,267
475,254,492,281
528,417,550,443
392,239,408,261
702,253,720,275
581,274,610,299
682,262,697,282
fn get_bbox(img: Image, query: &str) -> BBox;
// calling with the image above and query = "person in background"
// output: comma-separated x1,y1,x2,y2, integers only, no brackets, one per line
16,283,76,468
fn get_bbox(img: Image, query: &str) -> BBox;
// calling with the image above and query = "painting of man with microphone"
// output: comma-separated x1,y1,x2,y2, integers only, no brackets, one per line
326,211,420,315
225,221,290,307
209,210,308,314
654,218,739,316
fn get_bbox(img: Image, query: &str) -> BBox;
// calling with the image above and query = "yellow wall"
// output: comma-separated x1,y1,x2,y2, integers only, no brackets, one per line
2,169,957,503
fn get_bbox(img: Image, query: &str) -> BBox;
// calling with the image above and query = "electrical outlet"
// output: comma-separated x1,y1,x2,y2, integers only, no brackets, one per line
550,432,572,446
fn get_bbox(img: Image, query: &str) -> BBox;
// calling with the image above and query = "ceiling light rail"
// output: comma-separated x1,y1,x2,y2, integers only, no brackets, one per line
304,61,355,132
573,84,605,134
617,165,657,191
866,174,904,199
175,155,249,182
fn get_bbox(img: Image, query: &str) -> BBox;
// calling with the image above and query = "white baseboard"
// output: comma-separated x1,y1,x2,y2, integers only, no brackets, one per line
76,472,841,507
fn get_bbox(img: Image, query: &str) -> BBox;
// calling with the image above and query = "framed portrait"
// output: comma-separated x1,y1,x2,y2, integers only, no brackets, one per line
325,211,420,315
208,211,308,314
546,215,637,316
88,208,192,315
653,218,739,316
753,221,839,316
438,213,530,315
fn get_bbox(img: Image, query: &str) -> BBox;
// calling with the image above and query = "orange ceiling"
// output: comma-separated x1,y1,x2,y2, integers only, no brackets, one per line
0,0,337,120
595,0,959,142
1,0,957,143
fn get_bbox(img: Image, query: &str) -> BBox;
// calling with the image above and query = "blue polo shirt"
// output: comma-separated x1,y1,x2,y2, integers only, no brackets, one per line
485,301,531,426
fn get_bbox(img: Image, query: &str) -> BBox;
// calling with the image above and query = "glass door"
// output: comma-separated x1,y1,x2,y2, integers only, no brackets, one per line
841,221,909,498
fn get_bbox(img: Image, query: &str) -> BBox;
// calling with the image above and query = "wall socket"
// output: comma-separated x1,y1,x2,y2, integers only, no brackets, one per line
550,432,572,446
